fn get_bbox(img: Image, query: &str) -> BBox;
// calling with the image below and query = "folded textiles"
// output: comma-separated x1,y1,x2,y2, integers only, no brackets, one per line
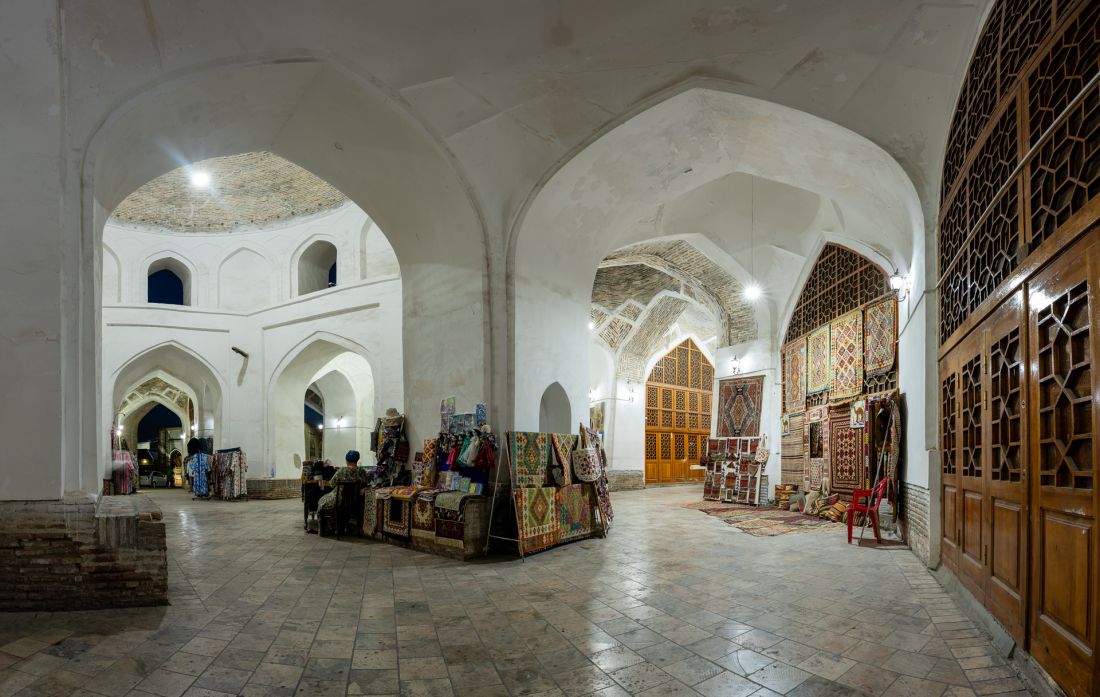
415,487,448,501
389,485,425,501
435,491,477,513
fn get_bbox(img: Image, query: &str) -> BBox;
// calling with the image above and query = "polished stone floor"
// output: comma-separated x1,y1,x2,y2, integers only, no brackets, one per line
0,487,1035,697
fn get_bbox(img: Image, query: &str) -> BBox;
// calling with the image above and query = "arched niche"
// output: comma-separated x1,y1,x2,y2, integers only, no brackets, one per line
147,257,191,306
218,247,271,311
538,382,571,434
298,240,338,295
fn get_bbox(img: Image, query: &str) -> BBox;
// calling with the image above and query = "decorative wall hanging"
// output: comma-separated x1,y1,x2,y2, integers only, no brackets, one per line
781,413,791,435
783,338,807,412
830,309,864,400
850,399,867,428
509,431,548,487
807,325,831,394
716,375,765,438
514,486,560,553
864,298,897,376
828,405,865,501
589,402,605,434
781,412,805,485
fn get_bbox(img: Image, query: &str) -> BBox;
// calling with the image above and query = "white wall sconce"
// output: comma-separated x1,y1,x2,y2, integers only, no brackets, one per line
729,355,742,375
889,271,910,300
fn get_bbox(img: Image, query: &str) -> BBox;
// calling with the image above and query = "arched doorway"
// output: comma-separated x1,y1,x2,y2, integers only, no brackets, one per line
538,382,571,433
644,338,713,484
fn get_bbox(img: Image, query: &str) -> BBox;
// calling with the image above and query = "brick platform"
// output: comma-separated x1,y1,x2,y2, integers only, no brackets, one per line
606,469,644,491
0,494,167,611
246,478,301,500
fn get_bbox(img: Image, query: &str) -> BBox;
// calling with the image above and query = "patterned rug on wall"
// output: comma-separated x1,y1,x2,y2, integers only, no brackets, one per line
830,309,864,399
829,406,866,501
680,500,842,537
807,325,830,394
781,412,805,485
783,338,806,412
716,375,765,438
864,297,897,376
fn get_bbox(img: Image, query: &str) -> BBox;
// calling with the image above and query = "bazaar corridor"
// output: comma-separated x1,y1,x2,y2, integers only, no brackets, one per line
0,488,1030,697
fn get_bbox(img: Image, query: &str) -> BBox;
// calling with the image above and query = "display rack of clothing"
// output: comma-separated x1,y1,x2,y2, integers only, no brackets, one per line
212,448,247,500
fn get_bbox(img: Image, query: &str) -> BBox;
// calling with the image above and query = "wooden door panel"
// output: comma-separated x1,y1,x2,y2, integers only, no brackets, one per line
943,483,959,570
957,338,987,599
959,490,986,596
1027,233,1098,697
941,362,960,572
988,497,1025,636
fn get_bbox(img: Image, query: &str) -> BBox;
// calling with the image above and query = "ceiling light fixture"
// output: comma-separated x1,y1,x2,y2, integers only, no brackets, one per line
744,284,762,301
189,170,212,188
588,321,595,331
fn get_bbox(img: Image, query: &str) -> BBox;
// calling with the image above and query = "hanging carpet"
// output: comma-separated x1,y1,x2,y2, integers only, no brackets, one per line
515,486,560,553
411,498,436,540
781,412,806,485
830,309,863,399
784,338,806,412
509,431,549,487
716,375,764,438
806,325,830,394
864,298,897,376
550,433,578,487
828,405,865,501
556,483,594,542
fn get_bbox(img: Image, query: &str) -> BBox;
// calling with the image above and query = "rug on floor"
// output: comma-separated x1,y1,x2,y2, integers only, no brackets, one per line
679,500,843,536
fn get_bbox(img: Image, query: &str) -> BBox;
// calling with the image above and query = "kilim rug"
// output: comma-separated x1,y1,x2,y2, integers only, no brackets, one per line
515,486,559,553
806,325,830,394
550,433,578,486
680,500,842,537
864,298,897,376
382,498,412,538
411,498,436,540
829,406,865,502
781,412,805,485
830,309,863,399
556,483,594,542
809,459,825,490
509,432,549,487
716,375,765,438
783,338,807,412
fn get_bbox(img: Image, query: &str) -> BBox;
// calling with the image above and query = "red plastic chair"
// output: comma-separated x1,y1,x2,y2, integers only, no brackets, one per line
847,478,891,544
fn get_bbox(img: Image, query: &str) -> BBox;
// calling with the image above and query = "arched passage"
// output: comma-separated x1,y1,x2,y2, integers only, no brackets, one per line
147,257,191,306
297,240,338,295
268,337,377,477
78,57,489,489
538,382,571,434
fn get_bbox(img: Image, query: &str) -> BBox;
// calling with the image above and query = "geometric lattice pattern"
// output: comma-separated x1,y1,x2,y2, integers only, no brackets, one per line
942,373,958,476
807,325,831,394
1036,281,1093,490
785,244,889,343
939,0,1099,343
961,354,983,479
716,376,764,438
864,298,897,376
990,326,1024,482
783,338,806,412
830,309,863,400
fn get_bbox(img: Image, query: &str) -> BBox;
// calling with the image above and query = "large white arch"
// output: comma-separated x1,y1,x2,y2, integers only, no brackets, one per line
510,84,924,432
75,56,493,488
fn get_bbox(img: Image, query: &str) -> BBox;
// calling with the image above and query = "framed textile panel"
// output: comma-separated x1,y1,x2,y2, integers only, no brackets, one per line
864,297,897,376
716,375,764,438
783,338,806,412
807,325,830,394
830,309,863,400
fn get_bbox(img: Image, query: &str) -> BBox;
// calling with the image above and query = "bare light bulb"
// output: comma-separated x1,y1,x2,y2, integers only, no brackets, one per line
744,284,762,301
189,170,212,188
588,321,595,331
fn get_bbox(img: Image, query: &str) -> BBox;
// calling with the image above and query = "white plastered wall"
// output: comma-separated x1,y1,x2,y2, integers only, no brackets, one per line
101,204,401,480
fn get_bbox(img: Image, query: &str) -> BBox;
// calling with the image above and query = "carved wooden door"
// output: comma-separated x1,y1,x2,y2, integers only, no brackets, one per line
955,331,988,602
941,353,961,573
983,292,1028,642
1026,237,1099,697
644,339,713,484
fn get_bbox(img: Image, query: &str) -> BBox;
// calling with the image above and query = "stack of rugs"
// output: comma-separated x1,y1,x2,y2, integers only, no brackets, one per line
778,488,847,522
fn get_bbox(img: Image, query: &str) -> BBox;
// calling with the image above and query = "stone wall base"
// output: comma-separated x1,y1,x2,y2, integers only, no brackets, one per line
606,470,645,491
0,494,167,612
246,479,300,500
902,481,931,566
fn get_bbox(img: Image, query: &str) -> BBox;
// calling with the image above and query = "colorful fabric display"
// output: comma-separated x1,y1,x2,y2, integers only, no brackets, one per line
514,486,559,553
509,431,549,486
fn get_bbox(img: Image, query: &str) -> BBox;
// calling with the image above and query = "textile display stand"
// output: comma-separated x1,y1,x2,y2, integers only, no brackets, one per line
212,447,248,500
486,424,609,560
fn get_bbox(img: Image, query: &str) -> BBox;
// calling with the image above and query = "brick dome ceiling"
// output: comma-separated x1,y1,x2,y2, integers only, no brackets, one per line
109,152,347,233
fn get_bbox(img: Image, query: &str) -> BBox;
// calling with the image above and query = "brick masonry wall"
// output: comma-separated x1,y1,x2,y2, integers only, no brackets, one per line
607,470,644,491
0,495,167,612
904,481,931,566
246,478,301,500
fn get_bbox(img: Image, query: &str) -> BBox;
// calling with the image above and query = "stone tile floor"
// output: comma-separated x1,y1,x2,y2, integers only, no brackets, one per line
0,486,1036,697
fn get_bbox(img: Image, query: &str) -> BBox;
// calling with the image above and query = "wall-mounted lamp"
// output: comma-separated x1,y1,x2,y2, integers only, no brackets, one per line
729,355,742,375
889,271,909,300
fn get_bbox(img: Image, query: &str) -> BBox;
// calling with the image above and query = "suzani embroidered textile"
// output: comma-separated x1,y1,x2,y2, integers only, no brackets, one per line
716,376,764,438
783,339,806,412
806,325,830,394
509,431,549,487
864,298,897,376
514,486,559,553
556,484,594,542
830,309,863,399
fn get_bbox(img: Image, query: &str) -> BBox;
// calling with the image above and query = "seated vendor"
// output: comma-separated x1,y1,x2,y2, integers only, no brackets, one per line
316,449,371,520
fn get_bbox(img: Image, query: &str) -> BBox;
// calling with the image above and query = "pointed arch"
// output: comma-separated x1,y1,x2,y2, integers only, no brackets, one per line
217,246,272,311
